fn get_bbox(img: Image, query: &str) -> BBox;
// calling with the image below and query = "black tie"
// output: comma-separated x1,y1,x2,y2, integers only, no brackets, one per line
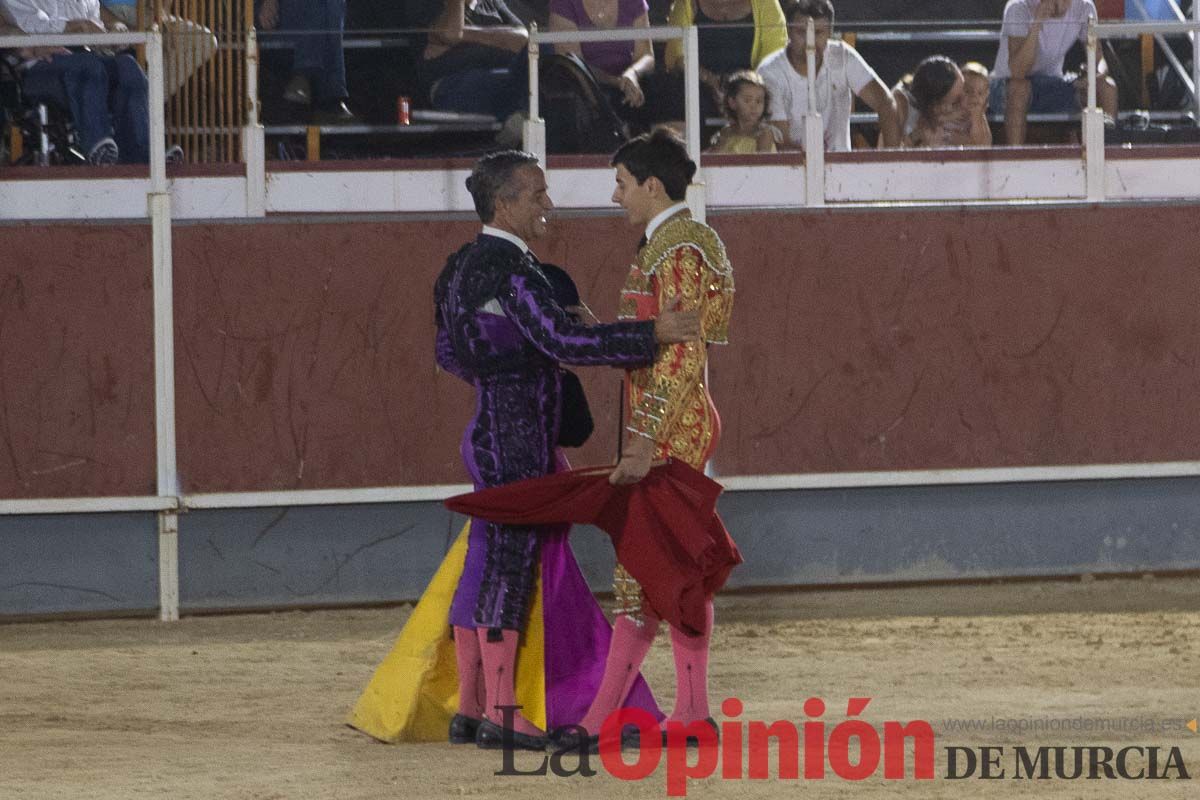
637,234,647,252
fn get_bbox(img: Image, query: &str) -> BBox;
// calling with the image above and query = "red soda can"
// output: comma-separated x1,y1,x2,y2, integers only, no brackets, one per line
397,96,411,125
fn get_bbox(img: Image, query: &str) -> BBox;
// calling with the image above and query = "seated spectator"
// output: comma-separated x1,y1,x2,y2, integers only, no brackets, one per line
257,0,355,123
889,56,991,148
104,0,218,101
758,0,899,152
710,69,778,152
989,0,1118,145
0,0,154,164
413,0,529,136
961,61,993,146
640,0,787,129
548,0,655,128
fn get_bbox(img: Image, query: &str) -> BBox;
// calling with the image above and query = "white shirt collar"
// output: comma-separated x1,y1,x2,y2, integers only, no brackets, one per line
645,202,690,243
481,225,531,255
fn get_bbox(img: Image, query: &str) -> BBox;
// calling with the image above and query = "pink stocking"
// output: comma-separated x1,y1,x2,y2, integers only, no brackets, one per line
453,626,484,720
667,599,714,723
477,628,543,736
578,611,661,733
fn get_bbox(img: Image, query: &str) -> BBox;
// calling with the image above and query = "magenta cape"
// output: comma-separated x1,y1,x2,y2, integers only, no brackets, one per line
445,460,742,636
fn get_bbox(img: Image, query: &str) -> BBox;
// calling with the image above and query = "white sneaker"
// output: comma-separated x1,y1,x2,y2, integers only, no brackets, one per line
87,137,119,166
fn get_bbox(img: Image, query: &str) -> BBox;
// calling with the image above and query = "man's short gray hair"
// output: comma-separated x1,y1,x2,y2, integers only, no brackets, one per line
465,151,540,223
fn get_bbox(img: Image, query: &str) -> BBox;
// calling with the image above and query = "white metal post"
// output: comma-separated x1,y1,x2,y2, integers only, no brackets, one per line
1083,20,1105,201
683,25,706,222
243,27,266,216
147,27,166,194
523,23,546,163
1194,0,1200,122
148,27,181,621
683,25,702,164
157,509,180,621
804,19,825,206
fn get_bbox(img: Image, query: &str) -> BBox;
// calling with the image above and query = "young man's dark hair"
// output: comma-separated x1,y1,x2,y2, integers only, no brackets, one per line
610,127,697,202
781,0,834,24
465,150,540,223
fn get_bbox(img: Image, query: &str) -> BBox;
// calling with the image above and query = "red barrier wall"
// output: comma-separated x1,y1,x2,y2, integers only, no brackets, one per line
3,203,1198,497
0,224,154,497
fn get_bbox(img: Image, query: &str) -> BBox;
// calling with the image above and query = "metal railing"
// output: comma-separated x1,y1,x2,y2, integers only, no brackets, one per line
1085,16,1200,199
525,24,706,220
140,0,251,163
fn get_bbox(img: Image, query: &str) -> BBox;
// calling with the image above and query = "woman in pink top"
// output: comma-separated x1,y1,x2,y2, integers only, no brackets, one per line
548,0,655,122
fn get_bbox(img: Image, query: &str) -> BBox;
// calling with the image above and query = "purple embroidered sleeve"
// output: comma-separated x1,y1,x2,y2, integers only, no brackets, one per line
499,273,657,367
435,321,474,382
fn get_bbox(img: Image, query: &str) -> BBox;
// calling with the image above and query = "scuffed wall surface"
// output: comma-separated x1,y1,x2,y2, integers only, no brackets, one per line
708,205,1200,476
175,205,1200,490
0,224,154,497
5,204,1198,498
171,217,640,491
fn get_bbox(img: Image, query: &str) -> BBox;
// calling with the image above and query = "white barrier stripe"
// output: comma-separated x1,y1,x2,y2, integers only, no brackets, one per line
183,484,474,509
0,496,177,515
5,461,1200,516
718,461,1200,492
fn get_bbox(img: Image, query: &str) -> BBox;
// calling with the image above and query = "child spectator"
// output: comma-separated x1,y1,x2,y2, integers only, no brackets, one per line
889,56,991,148
961,61,993,146
710,70,779,152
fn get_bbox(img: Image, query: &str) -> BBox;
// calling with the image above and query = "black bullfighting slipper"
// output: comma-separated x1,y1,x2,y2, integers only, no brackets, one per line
660,717,720,748
448,713,482,744
475,719,548,751
551,725,642,754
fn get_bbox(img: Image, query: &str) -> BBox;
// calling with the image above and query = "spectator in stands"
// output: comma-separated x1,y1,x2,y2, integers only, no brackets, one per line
758,0,899,152
990,0,1118,145
889,55,991,148
548,0,655,128
0,0,155,163
639,0,787,130
961,61,992,146
413,0,529,138
257,0,355,123
710,69,778,152
103,0,218,102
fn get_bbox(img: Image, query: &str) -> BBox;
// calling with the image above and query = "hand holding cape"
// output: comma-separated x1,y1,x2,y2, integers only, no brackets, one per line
445,460,742,635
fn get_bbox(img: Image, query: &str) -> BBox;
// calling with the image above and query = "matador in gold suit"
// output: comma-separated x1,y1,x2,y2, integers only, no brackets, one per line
574,198,734,743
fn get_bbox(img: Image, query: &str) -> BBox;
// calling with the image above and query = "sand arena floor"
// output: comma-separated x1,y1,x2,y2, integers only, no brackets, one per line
1,577,1198,799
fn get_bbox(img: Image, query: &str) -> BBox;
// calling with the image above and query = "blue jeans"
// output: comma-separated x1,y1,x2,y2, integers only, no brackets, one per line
988,74,1081,116
429,51,528,121
281,0,347,101
23,52,149,164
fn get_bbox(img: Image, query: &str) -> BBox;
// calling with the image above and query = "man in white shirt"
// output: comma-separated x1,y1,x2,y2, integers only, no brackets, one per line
0,0,151,164
990,0,1118,144
757,0,899,153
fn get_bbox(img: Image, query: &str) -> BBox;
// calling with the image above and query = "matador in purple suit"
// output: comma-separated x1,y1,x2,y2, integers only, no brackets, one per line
433,150,700,749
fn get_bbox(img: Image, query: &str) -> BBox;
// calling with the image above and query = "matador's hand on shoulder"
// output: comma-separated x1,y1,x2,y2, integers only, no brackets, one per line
654,304,700,344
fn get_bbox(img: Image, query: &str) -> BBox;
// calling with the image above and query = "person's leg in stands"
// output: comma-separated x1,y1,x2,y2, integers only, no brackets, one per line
285,0,353,120
1003,77,1031,145
311,0,349,112
104,54,150,164
1077,70,1119,121
27,52,115,161
430,51,527,122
